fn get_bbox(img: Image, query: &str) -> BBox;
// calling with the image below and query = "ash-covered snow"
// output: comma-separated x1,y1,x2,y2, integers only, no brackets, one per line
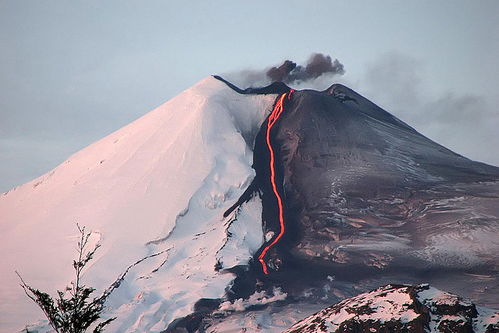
0,77,277,332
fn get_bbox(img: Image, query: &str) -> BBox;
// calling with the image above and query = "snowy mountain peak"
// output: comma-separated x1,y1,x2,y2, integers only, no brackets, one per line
0,76,276,332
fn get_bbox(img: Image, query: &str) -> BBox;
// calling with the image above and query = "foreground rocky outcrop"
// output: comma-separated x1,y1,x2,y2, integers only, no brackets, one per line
285,284,499,333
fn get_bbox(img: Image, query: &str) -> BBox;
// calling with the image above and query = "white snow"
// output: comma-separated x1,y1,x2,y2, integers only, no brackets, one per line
218,288,287,312
208,302,324,333
474,306,499,333
417,285,485,333
286,284,498,333
0,77,277,332
285,285,420,332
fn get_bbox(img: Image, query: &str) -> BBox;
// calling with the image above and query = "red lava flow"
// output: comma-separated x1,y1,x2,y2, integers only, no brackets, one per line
258,89,294,274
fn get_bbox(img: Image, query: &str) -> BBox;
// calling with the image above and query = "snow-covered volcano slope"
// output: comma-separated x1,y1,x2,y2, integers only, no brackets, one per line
0,77,277,332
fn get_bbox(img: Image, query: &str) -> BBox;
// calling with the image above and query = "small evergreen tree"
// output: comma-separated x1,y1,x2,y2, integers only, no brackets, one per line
17,224,115,333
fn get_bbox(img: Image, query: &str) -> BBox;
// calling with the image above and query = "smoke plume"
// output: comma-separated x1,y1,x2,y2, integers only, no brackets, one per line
220,53,345,90
266,53,345,84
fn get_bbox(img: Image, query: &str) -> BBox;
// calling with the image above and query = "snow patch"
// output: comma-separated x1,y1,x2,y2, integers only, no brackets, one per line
218,288,288,312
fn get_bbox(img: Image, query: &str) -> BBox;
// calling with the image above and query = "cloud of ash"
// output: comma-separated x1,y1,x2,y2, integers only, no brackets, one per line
221,53,345,90
267,53,345,84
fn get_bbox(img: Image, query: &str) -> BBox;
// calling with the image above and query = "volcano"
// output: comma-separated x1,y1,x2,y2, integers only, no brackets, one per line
1,76,498,332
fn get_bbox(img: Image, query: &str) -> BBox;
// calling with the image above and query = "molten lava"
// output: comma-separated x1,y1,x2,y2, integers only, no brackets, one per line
258,89,294,274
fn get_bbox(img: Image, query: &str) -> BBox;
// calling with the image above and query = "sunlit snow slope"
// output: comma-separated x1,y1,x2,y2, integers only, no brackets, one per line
0,77,277,332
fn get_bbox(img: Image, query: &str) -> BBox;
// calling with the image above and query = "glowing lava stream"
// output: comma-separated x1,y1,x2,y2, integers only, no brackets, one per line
258,89,294,275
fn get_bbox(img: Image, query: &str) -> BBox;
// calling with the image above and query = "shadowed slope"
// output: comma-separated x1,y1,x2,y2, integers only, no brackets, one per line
218,77,499,310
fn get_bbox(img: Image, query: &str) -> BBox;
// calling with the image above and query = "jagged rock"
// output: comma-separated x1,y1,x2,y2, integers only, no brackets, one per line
285,284,499,333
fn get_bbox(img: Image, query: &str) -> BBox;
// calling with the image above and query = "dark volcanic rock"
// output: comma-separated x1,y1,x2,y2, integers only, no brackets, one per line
265,85,499,273
218,76,499,310
208,77,499,333
284,284,499,333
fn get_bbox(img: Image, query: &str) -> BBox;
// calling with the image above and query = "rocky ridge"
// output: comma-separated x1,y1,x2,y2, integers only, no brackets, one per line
285,284,499,333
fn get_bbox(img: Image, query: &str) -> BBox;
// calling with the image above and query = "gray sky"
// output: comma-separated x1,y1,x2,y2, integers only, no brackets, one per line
1,0,498,192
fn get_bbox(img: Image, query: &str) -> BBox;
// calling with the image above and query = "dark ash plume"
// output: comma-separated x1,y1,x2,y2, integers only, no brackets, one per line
266,53,345,84
266,60,297,83
305,53,345,79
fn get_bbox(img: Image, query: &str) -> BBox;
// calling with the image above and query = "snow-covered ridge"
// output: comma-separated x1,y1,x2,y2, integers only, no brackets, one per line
285,284,499,333
0,77,277,332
